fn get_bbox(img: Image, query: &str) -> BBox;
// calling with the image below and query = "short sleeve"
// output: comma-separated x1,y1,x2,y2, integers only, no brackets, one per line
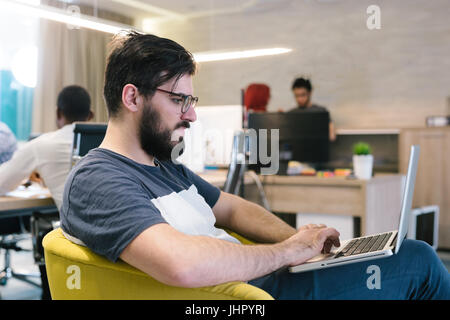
60,162,167,262
180,165,221,208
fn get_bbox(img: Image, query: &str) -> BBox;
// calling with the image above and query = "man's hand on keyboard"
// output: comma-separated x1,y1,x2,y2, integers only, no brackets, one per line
282,224,341,267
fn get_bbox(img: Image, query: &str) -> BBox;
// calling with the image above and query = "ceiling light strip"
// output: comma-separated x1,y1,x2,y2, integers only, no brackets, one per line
1,0,135,34
111,0,185,20
193,48,292,63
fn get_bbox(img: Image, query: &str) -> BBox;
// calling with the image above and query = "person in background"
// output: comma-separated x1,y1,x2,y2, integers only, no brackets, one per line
244,83,270,113
0,121,18,164
0,85,93,300
289,77,336,141
243,83,271,128
0,85,94,209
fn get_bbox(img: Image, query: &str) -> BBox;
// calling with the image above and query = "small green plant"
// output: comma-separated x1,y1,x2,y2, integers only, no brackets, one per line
353,142,372,155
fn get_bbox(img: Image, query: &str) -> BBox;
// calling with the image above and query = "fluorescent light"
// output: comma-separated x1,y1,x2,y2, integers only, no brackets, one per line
111,0,185,20
193,48,292,63
0,0,135,34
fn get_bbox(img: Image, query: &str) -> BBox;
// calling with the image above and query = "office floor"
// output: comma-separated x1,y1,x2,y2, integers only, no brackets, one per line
0,236,449,300
0,237,42,300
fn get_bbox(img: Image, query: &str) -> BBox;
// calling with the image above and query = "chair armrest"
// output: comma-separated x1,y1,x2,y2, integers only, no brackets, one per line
224,229,256,245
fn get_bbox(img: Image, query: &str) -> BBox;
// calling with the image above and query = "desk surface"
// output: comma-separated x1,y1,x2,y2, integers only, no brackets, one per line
261,173,402,187
0,171,231,213
0,193,55,212
199,169,401,187
0,171,400,209
0,172,404,233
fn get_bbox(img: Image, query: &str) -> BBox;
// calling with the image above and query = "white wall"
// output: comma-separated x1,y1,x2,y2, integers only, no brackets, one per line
150,0,450,129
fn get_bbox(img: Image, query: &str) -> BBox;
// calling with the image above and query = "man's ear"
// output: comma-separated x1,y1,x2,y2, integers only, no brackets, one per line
122,84,139,113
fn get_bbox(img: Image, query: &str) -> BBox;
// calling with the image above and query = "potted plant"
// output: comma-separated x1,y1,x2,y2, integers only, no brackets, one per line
352,142,373,179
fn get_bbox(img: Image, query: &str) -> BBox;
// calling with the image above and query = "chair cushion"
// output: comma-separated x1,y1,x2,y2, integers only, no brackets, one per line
43,228,274,300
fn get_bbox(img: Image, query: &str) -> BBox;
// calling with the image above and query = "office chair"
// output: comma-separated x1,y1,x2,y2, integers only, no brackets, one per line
42,228,273,300
223,130,271,211
0,216,41,288
71,122,107,168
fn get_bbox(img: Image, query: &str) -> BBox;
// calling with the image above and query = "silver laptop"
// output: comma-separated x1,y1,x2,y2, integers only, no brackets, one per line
289,145,420,273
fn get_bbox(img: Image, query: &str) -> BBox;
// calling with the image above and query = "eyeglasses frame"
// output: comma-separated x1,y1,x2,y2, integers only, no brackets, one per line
155,88,198,114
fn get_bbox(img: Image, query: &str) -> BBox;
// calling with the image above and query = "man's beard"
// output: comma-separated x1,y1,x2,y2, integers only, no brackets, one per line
139,101,190,162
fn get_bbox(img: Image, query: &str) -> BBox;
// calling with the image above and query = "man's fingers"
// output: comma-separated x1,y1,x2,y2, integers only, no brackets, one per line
321,228,341,248
322,239,333,253
301,223,327,230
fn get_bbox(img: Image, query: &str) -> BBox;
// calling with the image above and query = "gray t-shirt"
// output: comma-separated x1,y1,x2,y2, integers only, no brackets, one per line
60,148,240,262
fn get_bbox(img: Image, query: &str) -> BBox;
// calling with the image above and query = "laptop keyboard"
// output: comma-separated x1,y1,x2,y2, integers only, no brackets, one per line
334,232,394,258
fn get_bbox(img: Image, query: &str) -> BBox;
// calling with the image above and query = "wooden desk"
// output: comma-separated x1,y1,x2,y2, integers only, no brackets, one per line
0,193,56,219
0,172,405,238
252,174,405,236
198,169,254,187
199,170,405,236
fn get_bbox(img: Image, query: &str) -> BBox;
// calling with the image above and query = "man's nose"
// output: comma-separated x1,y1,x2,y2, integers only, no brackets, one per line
181,105,197,123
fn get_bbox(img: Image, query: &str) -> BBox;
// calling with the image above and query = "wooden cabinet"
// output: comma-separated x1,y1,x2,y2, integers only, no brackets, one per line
399,127,450,249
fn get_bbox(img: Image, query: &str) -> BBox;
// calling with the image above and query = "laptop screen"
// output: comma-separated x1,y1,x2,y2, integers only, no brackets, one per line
395,145,420,254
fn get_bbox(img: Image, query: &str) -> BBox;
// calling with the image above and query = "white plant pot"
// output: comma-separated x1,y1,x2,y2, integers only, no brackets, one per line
353,154,373,180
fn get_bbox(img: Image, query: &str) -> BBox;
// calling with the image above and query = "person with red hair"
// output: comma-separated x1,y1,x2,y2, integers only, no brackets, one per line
244,83,270,113
243,83,271,127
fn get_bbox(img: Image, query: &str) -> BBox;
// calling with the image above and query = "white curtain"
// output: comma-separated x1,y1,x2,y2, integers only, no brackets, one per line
32,20,110,133
32,1,133,133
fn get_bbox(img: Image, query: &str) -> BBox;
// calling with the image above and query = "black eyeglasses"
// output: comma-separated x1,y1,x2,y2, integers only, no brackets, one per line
156,88,198,114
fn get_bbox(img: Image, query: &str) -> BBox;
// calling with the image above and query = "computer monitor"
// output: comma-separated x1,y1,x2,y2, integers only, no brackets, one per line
71,122,107,168
247,111,330,174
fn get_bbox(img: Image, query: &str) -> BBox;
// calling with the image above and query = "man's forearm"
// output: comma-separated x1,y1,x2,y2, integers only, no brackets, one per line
122,220,338,289
223,194,297,244
121,223,292,289
174,233,290,288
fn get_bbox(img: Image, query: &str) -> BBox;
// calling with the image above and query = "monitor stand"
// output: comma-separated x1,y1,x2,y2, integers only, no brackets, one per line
276,161,289,176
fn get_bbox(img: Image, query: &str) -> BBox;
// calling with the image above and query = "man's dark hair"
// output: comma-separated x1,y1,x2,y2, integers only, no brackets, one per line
103,31,196,118
292,77,313,92
57,85,91,122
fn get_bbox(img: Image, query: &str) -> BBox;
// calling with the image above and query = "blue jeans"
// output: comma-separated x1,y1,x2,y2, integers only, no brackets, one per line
249,240,450,299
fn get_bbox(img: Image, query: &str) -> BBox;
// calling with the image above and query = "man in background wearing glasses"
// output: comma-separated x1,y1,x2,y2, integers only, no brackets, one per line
59,31,450,300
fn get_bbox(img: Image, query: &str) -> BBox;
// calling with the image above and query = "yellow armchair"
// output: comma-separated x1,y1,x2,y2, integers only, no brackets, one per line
42,228,274,300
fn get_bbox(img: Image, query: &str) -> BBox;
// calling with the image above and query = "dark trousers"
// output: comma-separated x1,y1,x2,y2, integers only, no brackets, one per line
249,240,450,299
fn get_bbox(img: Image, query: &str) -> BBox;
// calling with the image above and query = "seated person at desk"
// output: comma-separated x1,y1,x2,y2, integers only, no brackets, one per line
60,32,449,300
0,121,17,164
0,85,93,209
288,77,336,141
